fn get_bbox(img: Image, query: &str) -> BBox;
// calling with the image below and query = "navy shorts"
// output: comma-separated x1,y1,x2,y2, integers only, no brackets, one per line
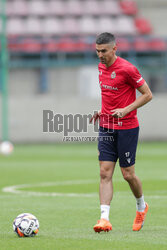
98,126,139,167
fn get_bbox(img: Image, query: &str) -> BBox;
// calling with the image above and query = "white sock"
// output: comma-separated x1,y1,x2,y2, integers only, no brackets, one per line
136,195,146,212
100,205,110,221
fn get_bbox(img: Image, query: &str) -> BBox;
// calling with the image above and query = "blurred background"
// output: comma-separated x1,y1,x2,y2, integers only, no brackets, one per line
0,0,166,143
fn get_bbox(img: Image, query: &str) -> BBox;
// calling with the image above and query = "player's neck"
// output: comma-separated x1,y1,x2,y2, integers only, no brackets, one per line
105,55,117,68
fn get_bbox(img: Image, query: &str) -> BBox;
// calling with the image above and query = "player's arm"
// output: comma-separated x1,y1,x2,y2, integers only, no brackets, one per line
126,81,152,113
111,82,152,118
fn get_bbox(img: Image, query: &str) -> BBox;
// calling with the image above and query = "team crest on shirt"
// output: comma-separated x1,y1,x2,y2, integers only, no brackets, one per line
111,71,116,79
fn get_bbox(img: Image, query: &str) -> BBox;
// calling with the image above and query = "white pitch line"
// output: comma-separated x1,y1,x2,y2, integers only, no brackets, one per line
2,180,167,199
2,180,98,198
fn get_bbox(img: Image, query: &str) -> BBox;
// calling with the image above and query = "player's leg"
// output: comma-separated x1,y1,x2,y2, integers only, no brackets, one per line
120,165,148,231
94,161,115,233
99,160,116,213
94,126,118,233
121,164,143,198
118,127,149,231
99,161,115,221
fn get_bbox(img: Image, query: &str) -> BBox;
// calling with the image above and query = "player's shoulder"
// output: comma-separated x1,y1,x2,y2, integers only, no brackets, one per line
118,57,137,70
118,57,139,75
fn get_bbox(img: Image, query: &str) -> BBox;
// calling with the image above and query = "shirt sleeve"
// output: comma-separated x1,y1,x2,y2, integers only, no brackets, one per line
126,66,145,88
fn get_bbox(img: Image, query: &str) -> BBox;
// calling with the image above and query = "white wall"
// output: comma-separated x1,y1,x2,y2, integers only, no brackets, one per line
0,68,166,143
0,94,166,143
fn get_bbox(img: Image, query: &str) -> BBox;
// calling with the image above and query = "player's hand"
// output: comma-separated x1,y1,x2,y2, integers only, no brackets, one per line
90,110,101,124
111,108,128,118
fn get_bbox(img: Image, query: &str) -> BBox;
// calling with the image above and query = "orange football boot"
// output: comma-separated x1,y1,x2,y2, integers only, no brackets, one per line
133,202,149,231
93,218,112,233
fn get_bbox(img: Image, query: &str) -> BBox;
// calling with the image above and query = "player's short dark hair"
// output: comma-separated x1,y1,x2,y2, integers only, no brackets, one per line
96,32,116,45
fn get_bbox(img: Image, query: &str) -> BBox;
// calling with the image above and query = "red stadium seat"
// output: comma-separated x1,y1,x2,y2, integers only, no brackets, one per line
8,42,22,52
58,38,91,53
43,39,59,53
120,0,138,15
57,38,78,53
8,38,42,53
116,38,131,52
75,39,90,52
44,38,89,53
135,18,152,35
133,38,166,52
133,38,149,52
149,38,166,52
19,38,42,53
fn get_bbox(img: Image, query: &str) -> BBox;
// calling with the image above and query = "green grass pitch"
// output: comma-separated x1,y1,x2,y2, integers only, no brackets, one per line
0,142,167,250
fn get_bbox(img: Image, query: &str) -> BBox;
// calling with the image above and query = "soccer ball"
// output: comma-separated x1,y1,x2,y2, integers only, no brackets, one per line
13,213,39,237
0,141,14,155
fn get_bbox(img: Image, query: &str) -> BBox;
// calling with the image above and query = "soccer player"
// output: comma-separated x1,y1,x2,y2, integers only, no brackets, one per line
90,33,152,232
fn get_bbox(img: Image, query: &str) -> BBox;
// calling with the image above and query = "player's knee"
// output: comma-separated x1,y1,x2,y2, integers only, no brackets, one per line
122,172,135,182
100,168,107,179
99,161,115,180
100,167,111,180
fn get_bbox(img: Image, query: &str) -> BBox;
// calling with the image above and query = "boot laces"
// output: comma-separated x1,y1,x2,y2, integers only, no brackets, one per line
135,212,144,223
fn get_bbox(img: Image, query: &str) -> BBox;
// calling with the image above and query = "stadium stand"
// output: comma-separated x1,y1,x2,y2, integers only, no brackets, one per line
1,0,167,90
2,0,152,37
3,0,167,72
2,0,166,55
